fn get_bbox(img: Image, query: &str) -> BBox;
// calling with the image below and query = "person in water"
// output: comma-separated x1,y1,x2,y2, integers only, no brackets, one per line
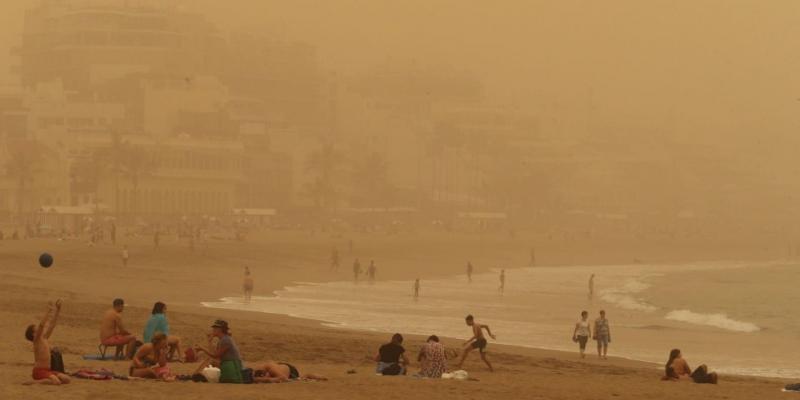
243,266,254,303
664,349,718,384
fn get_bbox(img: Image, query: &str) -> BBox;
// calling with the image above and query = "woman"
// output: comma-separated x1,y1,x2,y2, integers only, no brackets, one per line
417,335,447,378
572,311,591,358
193,320,243,383
243,267,254,303
253,361,327,383
374,333,410,375
143,302,183,361
664,349,718,384
129,332,174,381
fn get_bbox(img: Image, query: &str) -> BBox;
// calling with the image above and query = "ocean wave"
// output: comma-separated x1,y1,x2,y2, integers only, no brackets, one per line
665,309,760,333
599,277,657,312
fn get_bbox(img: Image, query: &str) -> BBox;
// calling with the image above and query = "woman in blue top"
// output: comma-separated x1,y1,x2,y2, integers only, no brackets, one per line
143,302,183,361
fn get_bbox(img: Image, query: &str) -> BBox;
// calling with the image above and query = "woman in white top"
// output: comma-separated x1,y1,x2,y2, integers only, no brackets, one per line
572,310,592,358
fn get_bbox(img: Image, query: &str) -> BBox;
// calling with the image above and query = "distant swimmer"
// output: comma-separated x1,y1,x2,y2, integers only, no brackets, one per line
499,269,506,293
413,278,420,299
330,247,340,272
456,315,496,372
243,266,254,303
367,260,377,283
588,274,595,300
466,262,474,283
353,259,362,282
593,310,611,359
572,310,591,359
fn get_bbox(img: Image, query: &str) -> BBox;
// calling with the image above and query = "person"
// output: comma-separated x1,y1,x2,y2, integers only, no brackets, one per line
24,300,70,385
417,335,447,378
374,333,410,375
253,361,327,383
100,298,137,360
530,247,536,266
467,262,474,283
572,310,591,358
353,258,362,282
243,266,254,303
143,302,183,362
153,229,160,250
367,260,377,283
194,320,243,383
130,332,174,381
121,245,129,267
499,269,506,293
588,274,595,300
593,310,611,359
413,278,421,299
456,315,496,371
664,349,718,384
331,247,339,271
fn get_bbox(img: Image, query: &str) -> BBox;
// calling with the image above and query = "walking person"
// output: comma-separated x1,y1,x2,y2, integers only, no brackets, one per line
572,311,592,358
593,310,611,359
456,315,496,372
588,274,595,300
413,278,420,300
499,269,506,293
353,259,362,282
367,260,377,283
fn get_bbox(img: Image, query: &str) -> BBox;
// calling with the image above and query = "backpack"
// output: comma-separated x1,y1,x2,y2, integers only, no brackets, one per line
241,368,254,384
50,349,65,373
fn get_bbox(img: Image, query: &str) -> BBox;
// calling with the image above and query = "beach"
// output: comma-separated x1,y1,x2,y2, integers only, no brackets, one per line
0,230,795,399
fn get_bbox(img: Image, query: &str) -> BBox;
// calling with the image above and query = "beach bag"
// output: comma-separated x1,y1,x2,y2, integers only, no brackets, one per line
241,368,254,384
201,366,221,383
50,349,65,373
381,363,402,376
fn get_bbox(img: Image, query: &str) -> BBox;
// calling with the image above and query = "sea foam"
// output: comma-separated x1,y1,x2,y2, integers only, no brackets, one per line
665,309,760,333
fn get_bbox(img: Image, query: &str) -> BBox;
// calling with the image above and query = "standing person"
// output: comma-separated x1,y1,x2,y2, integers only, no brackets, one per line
374,333,410,375
466,262,474,283
348,239,354,254
331,247,340,271
143,302,183,362
588,274,595,300
352,259,362,282
417,335,447,378
121,245,129,267
593,310,611,359
25,300,70,385
194,320,243,383
243,266,254,303
572,311,592,359
530,247,536,266
499,269,506,293
456,315,496,372
367,260,377,283
153,229,160,251
413,278,420,299
100,298,138,360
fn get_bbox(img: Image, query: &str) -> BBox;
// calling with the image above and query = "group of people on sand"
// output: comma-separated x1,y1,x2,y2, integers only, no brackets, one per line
374,315,497,377
26,298,326,385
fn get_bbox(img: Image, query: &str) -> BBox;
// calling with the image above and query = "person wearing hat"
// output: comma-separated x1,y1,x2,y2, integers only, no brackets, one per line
193,320,243,383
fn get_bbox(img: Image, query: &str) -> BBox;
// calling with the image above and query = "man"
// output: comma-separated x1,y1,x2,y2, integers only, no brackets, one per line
367,260,377,283
499,269,506,293
331,247,340,271
153,229,160,250
25,300,70,385
121,245,129,267
353,258,362,282
588,274,595,300
413,278,420,299
243,266,254,303
374,333,410,375
467,262,474,283
456,314,496,372
194,320,243,383
100,298,138,360
593,310,611,359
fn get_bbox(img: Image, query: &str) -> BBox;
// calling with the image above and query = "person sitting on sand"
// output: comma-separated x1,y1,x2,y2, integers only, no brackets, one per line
456,314,496,372
100,298,138,360
143,302,183,362
253,361,328,383
664,349,718,384
130,332,174,381
374,333,410,375
193,320,243,383
417,335,447,378
243,267,254,303
25,300,71,385
593,310,611,359
572,310,592,359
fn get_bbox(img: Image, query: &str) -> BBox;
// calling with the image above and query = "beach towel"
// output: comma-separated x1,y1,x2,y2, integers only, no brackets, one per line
82,354,119,361
71,368,118,380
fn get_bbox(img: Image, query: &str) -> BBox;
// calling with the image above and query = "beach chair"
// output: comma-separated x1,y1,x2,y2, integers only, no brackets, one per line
98,343,124,360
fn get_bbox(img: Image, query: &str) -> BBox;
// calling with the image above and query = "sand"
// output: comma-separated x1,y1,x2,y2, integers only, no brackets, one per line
0,230,793,399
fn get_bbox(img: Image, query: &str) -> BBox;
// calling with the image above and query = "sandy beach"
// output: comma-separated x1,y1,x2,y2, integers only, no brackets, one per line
0,231,795,399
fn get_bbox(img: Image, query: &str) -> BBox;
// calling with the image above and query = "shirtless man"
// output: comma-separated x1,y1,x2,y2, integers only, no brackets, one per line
25,300,71,385
253,361,327,383
456,314,496,372
588,274,595,300
100,298,137,360
413,278,420,299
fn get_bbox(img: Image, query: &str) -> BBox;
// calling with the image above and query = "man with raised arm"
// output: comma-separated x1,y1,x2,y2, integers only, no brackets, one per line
25,300,70,385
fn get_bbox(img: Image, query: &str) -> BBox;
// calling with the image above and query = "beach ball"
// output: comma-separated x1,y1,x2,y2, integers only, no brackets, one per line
39,253,53,268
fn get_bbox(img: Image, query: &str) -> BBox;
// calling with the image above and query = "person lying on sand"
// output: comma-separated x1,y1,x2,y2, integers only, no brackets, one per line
143,302,183,362
193,320,244,383
663,348,718,384
417,335,447,378
100,298,137,360
130,332,175,381
24,300,71,385
456,314,496,372
253,361,328,383
375,333,410,375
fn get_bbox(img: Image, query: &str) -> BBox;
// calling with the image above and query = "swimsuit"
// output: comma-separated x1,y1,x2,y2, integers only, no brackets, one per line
102,334,130,346
279,363,300,379
32,367,56,380
471,338,488,353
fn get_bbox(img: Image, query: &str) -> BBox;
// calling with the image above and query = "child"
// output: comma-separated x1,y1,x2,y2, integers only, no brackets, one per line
25,300,70,385
456,314,496,371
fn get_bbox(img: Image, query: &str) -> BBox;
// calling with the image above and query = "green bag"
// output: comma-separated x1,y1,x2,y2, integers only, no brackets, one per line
219,359,243,384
